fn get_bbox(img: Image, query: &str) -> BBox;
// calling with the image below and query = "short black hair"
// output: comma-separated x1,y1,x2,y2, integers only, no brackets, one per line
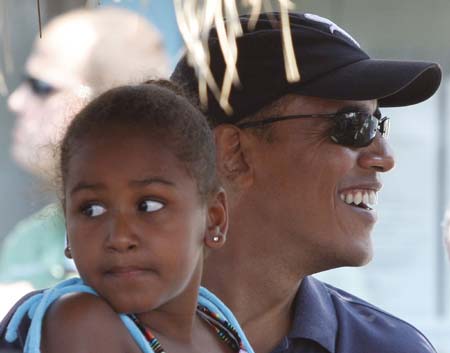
60,80,217,200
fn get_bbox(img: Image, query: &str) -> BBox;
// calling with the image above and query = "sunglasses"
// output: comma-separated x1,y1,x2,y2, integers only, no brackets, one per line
25,75,56,96
236,110,390,148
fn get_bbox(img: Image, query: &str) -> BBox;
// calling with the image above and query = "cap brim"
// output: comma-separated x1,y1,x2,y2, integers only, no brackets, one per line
291,59,442,107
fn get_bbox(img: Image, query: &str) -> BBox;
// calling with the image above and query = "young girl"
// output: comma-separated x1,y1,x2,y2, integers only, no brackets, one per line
2,81,253,353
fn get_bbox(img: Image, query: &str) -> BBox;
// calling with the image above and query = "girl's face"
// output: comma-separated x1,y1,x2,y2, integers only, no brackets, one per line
64,127,221,314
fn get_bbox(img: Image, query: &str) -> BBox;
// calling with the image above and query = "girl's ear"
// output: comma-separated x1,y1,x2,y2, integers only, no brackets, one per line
204,188,228,250
64,246,73,259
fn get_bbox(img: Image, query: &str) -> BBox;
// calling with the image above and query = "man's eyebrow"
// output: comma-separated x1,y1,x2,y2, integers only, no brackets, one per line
335,105,373,114
129,177,176,188
70,182,105,196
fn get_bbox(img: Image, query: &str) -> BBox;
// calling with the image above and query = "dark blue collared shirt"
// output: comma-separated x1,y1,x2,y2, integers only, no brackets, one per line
271,276,436,353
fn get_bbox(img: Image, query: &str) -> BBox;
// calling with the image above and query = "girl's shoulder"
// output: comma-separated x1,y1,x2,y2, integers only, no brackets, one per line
1,278,144,353
42,292,141,353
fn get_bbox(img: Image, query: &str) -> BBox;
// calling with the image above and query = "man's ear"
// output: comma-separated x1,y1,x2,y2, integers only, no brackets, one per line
204,188,228,250
214,124,254,188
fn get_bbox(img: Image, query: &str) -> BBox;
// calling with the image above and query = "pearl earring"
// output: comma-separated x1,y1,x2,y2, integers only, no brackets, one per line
64,247,72,259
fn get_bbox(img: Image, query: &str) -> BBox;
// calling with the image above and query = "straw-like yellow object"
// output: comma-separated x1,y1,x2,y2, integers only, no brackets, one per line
173,0,300,115
279,0,300,82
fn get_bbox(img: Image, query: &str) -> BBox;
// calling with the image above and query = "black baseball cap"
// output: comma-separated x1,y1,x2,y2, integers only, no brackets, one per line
171,12,442,125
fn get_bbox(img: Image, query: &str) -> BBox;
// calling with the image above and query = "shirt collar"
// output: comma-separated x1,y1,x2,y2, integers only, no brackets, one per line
288,276,338,353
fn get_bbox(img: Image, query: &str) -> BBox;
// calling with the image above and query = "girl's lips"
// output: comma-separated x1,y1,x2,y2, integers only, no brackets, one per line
105,266,149,276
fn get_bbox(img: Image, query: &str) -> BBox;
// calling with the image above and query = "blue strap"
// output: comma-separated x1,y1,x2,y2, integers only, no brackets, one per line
6,279,253,353
4,278,155,353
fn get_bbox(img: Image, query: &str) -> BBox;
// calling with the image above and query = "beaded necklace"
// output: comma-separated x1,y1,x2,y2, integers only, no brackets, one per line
130,304,247,353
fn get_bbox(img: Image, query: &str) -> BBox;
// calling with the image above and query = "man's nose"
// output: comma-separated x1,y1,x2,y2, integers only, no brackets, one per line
357,134,395,172
106,213,138,253
7,84,27,114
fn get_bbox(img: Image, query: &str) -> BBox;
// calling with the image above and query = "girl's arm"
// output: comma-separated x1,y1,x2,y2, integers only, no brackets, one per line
41,292,141,353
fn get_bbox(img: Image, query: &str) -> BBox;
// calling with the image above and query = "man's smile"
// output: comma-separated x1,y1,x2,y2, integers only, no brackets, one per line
339,189,378,210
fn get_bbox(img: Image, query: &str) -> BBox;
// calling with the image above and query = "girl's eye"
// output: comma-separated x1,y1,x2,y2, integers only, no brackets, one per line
81,204,106,217
138,200,164,213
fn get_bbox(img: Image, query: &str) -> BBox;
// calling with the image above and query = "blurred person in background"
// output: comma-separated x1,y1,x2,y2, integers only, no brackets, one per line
0,6,169,294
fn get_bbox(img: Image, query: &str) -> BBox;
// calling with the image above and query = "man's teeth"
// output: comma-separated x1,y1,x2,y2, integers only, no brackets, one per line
340,190,377,207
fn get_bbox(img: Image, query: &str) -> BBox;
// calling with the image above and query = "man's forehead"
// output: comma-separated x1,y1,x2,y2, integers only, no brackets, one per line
25,20,97,89
25,43,91,90
272,95,377,116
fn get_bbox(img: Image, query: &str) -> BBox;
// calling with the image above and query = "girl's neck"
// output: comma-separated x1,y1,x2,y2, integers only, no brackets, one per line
136,306,198,343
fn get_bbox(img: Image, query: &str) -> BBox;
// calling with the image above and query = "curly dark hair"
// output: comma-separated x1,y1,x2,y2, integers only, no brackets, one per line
60,80,217,201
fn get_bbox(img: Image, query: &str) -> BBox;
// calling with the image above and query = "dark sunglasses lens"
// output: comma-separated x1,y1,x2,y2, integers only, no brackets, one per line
330,113,378,147
26,77,55,96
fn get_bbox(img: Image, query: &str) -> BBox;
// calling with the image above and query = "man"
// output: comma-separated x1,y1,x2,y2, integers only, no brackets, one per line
172,12,441,353
1,6,169,289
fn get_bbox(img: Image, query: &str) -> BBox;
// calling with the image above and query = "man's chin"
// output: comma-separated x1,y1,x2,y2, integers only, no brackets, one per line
342,246,374,268
329,239,374,269
12,146,57,182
